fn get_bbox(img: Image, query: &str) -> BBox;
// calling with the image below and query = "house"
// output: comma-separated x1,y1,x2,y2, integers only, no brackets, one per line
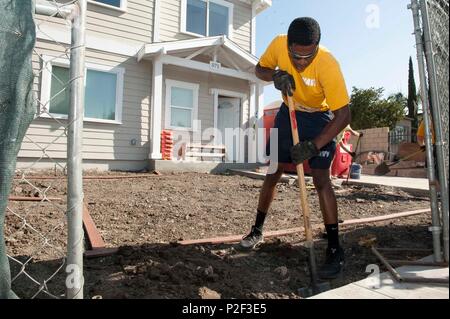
19,0,271,172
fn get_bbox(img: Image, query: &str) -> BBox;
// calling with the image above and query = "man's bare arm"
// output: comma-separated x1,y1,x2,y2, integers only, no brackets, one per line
255,63,276,82
314,105,351,149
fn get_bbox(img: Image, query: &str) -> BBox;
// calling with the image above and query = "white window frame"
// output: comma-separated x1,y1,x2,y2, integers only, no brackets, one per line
181,0,234,39
40,55,125,125
87,0,127,12
165,79,199,132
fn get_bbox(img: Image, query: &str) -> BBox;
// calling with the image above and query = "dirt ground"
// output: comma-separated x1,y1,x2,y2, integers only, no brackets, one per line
5,171,433,299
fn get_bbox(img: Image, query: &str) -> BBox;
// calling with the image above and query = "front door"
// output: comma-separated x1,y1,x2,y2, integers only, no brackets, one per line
217,96,241,162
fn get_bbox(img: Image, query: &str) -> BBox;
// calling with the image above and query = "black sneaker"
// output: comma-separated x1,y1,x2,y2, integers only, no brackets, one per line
318,247,345,279
239,226,264,249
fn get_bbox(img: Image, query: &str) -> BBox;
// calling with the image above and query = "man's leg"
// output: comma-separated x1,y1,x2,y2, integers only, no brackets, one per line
240,163,285,249
311,168,344,279
311,168,338,224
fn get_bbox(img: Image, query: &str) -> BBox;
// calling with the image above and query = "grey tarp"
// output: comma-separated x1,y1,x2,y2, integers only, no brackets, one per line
0,0,36,298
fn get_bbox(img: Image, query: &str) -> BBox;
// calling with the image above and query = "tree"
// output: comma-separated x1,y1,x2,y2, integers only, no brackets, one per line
350,87,406,130
407,56,419,128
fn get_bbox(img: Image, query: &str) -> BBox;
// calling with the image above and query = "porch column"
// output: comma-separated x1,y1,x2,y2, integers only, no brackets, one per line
150,54,163,159
248,83,257,162
256,83,265,163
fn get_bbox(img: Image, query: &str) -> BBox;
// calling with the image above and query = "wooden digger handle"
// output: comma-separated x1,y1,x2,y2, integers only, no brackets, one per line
286,96,314,242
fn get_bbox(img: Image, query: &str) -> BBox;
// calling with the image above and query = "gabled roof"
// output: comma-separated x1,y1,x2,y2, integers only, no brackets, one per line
253,0,272,14
137,35,258,70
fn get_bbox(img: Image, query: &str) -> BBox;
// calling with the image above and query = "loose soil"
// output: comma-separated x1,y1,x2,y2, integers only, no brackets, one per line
6,171,433,299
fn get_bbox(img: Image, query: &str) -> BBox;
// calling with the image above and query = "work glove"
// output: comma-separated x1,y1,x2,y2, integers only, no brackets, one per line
420,145,426,151
290,140,319,165
272,70,295,96
349,151,357,158
358,132,364,138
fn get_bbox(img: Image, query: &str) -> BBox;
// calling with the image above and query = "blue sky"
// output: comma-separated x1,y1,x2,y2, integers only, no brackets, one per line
256,0,419,104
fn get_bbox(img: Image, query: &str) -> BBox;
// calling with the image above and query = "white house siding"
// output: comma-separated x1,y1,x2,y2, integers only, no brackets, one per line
35,0,154,46
160,64,250,145
18,40,152,170
159,0,252,52
230,0,252,53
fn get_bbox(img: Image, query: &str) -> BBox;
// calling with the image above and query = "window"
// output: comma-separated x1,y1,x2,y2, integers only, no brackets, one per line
41,56,124,124
165,80,199,131
182,0,233,37
88,0,127,11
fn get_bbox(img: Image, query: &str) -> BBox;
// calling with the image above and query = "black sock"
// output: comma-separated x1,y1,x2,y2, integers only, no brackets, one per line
254,209,267,233
325,223,340,250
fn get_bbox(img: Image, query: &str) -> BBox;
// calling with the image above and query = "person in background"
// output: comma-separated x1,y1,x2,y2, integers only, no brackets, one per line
335,124,363,159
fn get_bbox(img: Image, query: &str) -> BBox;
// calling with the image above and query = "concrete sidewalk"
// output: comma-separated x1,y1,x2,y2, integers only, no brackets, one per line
343,175,429,192
310,256,449,299
230,168,429,195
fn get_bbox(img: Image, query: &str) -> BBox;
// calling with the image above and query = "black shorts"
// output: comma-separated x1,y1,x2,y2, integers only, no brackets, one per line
266,103,336,169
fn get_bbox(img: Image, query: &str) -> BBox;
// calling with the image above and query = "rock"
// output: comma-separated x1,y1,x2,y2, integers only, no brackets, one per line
356,198,365,203
198,287,221,299
274,266,288,277
358,235,377,247
204,266,214,277
123,265,137,274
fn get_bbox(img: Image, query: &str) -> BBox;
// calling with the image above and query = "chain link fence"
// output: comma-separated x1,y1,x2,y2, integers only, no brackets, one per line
427,0,449,182
410,0,449,262
424,0,449,263
2,0,85,298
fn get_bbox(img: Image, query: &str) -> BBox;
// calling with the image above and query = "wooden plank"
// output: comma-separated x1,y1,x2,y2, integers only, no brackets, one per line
8,196,62,201
82,202,105,250
84,247,119,259
178,208,430,246
186,152,225,158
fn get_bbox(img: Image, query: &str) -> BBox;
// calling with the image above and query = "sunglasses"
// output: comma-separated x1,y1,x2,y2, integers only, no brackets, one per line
289,46,319,60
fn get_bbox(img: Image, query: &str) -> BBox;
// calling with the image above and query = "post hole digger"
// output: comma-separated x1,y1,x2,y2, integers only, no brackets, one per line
374,146,426,176
286,96,331,297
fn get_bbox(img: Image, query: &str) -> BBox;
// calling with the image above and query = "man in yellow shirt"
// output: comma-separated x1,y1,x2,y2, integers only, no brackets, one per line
416,119,434,146
240,17,351,279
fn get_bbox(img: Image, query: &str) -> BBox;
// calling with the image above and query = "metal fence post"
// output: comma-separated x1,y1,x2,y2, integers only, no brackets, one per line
409,0,443,262
66,0,86,299
419,0,449,263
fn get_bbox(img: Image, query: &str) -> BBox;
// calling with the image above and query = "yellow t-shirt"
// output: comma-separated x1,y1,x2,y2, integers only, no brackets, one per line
259,35,350,112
